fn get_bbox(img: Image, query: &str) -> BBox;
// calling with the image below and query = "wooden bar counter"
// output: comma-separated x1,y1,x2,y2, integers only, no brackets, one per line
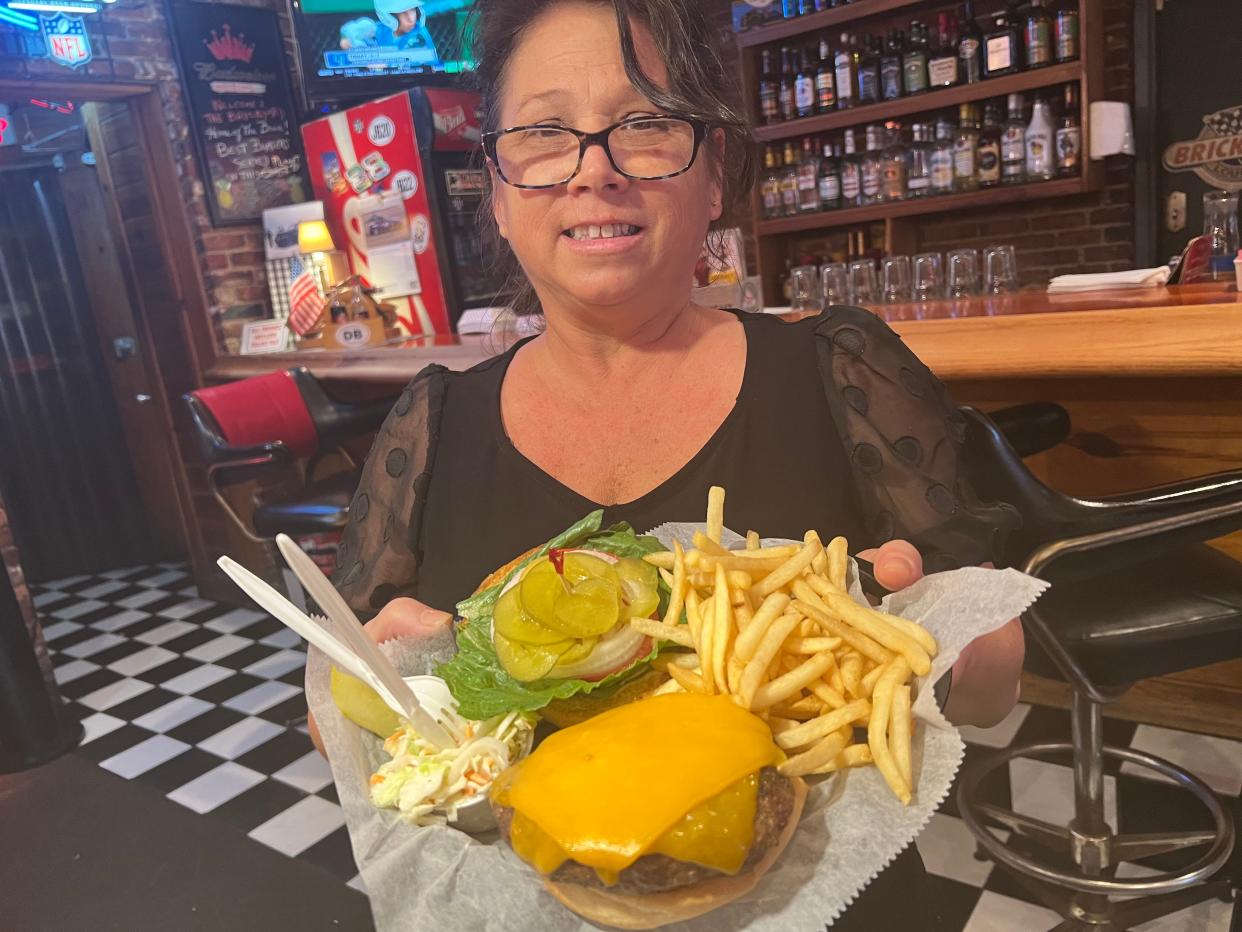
204,284,1242,737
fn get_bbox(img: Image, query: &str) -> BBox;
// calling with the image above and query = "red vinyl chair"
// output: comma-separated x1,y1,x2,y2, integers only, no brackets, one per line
185,368,395,574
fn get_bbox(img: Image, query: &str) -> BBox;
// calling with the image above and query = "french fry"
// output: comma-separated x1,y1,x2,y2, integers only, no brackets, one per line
752,652,835,711
773,693,825,717
691,570,754,590
727,656,744,694
706,485,726,544
793,600,893,666
840,652,864,700
791,578,831,615
693,531,731,557
768,716,801,736
810,744,874,774
876,612,939,657
806,677,848,709
860,659,886,697
818,590,932,676
891,684,912,789
779,728,850,777
698,593,716,694
745,530,760,551
667,663,708,695
751,538,822,600
738,612,804,708
694,553,790,574
643,551,676,570
733,592,791,661
686,590,703,644
653,652,702,670
827,536,848,591
729,544,801,560
661,540,687,627
774,698,872,750
629,618,694,648
785,636,843,654
712,564,732,691
868,658,912,804
734,598,753,631
652,677,687,695
658,567,676,588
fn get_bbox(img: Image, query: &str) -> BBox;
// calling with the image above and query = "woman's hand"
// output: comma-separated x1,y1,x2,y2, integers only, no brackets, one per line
308,597,452,756
857,540,1025,730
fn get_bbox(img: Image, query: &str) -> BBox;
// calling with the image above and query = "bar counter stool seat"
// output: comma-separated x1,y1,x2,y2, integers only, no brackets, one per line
955,406,1241,931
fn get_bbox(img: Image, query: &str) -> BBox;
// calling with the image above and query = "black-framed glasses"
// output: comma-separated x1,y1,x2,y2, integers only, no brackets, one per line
482,116,708,189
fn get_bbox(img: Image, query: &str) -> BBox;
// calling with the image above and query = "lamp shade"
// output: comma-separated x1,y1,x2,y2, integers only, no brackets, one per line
298,220,336,254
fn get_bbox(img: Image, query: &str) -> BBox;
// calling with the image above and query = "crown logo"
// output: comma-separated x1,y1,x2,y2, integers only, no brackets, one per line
204,25,255,64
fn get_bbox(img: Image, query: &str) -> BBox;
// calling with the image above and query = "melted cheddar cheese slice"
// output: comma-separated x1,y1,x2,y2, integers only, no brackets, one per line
491,694,782,880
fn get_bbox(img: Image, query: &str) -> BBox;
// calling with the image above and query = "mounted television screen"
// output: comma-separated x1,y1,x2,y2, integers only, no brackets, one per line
294,0,476,101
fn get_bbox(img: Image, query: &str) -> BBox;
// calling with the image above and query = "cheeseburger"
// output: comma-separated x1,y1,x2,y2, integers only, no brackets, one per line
490,693,807,930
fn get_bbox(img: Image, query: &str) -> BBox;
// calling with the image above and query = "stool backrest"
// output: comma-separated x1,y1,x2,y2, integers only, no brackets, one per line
189,370,320,462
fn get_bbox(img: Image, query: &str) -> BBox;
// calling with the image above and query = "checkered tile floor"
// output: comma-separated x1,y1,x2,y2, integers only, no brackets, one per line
35,564,1242,931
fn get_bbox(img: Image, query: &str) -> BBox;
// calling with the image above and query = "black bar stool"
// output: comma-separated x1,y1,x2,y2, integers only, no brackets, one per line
955,406,1240,930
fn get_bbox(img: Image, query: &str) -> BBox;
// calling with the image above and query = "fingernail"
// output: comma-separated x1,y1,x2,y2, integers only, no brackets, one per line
882,554,917,581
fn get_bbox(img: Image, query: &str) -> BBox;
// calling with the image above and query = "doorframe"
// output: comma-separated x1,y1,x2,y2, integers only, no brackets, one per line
0,77,213,576
1133,1,1159,269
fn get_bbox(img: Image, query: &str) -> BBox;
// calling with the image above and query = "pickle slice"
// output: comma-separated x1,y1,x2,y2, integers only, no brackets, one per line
555,636,600,666
616,557,660,619
494,632,572,682
492,583,566,645
519,559,564,623
562,551,619,587
550,576,621,637
330,667,402,739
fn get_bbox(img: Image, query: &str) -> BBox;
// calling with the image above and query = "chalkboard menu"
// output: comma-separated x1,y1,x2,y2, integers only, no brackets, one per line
169,2,307,225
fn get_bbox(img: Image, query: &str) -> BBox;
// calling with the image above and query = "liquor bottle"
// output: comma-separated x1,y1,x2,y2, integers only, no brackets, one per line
760,147,782,219
928,13,959,88
1055,83,1082,177
984,8,1021,78
1001,93,1027,185
780,140,800,216
953,103,980,192
815,35,836,113
861,124,883,205
795,46,816,119
798,0,815,15
758,49,780,125
840,128,863,206
930,118,956,195
778,47,796,122
858,34,881,105
834,33,857,110
781,0,798,18
977,102,1002,188
818,138,842,210
907,123,933,199
881,122,908,202
903,22,930,94
880,29,905,101
797,136,821,212
1025,96,1055,181
1024,0,1054,69
958,0,984,84
1055,0,1080,62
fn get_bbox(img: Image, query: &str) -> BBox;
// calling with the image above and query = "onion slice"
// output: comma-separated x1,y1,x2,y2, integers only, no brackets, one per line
550,625,650,681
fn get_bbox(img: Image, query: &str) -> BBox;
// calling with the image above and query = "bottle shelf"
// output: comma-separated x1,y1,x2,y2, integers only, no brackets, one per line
756,174,1090,236
737,0,926,49
754,60,1082,142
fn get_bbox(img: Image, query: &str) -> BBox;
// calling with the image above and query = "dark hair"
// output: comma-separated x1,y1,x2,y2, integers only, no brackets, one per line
467,0,758,317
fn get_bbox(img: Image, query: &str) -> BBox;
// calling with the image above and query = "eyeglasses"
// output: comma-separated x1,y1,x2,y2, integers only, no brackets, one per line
482,115,708,189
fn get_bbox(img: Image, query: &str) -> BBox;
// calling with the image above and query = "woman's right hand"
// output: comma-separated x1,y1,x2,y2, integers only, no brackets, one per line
308,597,452,756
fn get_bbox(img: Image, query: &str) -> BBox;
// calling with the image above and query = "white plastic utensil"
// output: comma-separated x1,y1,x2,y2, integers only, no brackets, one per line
216,554,455,749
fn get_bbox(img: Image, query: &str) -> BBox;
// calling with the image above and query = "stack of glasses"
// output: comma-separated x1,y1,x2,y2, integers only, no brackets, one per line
789,245,1019,311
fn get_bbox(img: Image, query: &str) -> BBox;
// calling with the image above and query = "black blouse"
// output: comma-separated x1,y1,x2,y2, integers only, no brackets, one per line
332,305,1018,931
334,306,1018,617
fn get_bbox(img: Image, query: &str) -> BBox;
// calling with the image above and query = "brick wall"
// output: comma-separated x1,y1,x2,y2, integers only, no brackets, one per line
3,0,300,331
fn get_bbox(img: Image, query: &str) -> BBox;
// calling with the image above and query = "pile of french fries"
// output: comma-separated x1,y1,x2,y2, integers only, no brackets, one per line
634,487,937,804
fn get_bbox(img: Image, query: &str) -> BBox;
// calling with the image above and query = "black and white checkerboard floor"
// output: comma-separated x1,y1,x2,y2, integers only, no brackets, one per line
34,563,1242,931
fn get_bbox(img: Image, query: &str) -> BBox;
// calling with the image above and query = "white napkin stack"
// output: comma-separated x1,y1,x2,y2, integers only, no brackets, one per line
1047,266,1171,294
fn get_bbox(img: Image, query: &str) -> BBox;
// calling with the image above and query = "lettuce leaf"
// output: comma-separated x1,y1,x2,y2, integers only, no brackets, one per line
437,511,667,721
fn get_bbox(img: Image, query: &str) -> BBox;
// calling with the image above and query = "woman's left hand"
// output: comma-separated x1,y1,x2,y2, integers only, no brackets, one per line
857,539,1025,729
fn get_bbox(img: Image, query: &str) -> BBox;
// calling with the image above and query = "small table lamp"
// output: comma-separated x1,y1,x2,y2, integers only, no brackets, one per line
297,220,348,289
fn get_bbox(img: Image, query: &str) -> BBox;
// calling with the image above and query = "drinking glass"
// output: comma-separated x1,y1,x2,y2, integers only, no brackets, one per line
983,245,1019,294
912,252,944,301
881,255,912,303
947,249,980,297
820,262,849,306
848,259,878,305
790,265,821,313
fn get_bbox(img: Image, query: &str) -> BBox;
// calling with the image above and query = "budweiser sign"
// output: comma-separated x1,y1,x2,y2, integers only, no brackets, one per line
1162,104,1242,190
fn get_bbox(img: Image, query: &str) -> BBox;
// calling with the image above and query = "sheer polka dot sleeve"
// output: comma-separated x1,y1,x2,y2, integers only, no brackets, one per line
331,365,447,617
812,308,1020,572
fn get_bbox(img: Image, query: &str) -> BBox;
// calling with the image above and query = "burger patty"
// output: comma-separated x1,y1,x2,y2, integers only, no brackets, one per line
494,767,794,895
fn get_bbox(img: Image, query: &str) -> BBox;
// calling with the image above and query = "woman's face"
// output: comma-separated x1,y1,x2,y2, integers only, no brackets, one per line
490,2,723,316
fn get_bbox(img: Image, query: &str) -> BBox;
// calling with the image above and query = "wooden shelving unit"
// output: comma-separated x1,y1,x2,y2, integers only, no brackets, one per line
737,0,1105,304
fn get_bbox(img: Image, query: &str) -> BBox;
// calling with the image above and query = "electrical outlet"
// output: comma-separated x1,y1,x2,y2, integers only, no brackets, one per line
1166,191,1187,232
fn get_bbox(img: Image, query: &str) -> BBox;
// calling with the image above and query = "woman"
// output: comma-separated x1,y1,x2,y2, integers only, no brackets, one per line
317,0,1025,927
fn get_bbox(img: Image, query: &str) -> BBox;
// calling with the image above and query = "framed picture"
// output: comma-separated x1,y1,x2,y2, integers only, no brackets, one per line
262,201,326,260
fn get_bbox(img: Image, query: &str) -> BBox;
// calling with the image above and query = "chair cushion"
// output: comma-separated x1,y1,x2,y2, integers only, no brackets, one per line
1026,544,1242,686
253,471,359,536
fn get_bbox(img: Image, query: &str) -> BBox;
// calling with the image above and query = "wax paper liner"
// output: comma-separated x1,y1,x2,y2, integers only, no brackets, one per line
304,523,1048,931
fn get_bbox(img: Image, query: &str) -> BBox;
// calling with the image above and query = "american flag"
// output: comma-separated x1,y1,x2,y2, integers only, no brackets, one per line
287,256,325,336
